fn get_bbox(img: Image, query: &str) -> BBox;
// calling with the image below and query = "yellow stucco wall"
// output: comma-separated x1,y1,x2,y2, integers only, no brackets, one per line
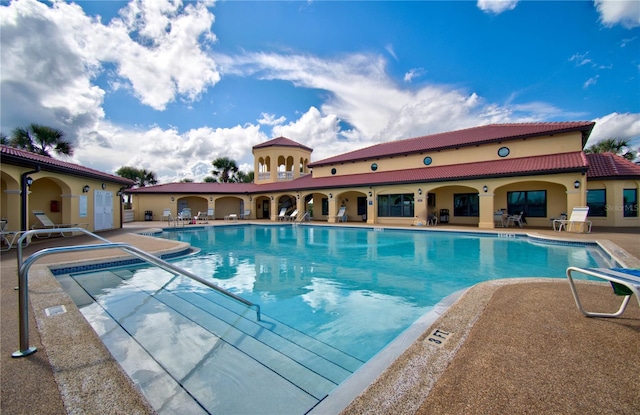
311,132,584,178
253,145,312,183
1,163,124,232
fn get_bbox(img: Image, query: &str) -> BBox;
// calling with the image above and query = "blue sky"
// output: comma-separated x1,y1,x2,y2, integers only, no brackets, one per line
1,0,639,183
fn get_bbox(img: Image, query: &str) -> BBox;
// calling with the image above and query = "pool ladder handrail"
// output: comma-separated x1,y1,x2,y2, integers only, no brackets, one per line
12,228,261,358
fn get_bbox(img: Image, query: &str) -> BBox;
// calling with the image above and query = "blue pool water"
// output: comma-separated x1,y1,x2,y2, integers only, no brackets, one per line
59,225,606,414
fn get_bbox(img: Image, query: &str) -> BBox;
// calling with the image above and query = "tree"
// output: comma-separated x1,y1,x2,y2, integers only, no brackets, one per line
236,170,254,183
181,178,193,182
0,133,8,145
115,166,158,187
9,123,73,157
211,157,239,183
584,138,638,161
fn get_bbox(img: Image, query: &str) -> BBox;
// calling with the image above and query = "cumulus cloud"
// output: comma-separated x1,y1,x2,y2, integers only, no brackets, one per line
477,0,519,15
594,0,640,29
588,112,640,149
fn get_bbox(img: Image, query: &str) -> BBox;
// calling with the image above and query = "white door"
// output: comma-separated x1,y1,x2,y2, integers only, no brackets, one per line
94,190,114,231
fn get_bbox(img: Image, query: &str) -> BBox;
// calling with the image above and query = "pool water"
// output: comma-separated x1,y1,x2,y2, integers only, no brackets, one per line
58,225,605,414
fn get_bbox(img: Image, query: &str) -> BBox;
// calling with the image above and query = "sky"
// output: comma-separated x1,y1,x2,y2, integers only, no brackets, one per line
1,0,639,184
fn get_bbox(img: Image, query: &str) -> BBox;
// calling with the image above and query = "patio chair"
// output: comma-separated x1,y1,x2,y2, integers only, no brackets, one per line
427,213,438,226
286,209,299,221
505,211,525,228
553,206,592,233
31,210,87,237
566,267,640,317
277,208,287,221
177,208,192,225
332,206,347,222
239,210,251,220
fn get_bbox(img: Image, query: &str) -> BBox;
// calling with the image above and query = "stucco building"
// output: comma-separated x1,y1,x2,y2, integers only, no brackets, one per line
126,122,640,229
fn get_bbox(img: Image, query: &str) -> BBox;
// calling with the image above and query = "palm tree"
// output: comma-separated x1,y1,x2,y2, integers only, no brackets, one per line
0,133,8,145
9,124,73,157
115,166,158,187
211,157,239,183
584,138,637,161
236,170,254,183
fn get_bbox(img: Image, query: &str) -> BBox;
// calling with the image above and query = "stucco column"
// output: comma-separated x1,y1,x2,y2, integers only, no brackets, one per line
328,195,338,223
3,189,22,231
478,192,495,229
271,198,278,221
366,192,375,224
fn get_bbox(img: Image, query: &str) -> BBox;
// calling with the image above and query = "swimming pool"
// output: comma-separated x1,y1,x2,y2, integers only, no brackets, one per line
58,225,607,414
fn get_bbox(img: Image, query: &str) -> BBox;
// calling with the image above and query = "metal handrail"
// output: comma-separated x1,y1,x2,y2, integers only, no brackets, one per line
12,228,261,358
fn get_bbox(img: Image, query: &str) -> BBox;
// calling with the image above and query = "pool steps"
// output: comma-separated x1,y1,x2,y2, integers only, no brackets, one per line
58,268,363,414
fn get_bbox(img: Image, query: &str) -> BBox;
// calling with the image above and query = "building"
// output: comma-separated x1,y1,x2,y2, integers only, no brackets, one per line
1,145,134,233
126,122,640,229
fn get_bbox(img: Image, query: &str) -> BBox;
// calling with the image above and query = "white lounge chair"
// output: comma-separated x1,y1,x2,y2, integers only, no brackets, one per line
1,220,30,251
566,267,640,317
31,210,87,237
277,208,287,221
177,208,192,225
332,206,347,222
553,206,592,233
286,209,299,221
239,210,251,220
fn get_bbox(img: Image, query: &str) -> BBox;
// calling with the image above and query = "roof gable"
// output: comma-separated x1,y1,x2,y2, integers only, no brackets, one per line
309,122,595,167
252,136,313,152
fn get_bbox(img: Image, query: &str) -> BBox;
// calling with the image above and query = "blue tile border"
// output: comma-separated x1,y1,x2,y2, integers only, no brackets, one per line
50,247,192,275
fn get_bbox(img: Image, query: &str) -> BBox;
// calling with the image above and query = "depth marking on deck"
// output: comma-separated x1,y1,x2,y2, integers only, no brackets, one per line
44,305,67,317
424,329,451,347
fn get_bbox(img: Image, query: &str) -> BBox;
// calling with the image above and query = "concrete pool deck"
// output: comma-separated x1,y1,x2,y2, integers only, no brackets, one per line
1,222,639,414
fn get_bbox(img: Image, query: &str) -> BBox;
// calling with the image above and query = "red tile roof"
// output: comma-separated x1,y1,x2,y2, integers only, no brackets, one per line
127,182,256,194
253,136,313,152
259,151,589,191
1,145,134,185
308,122,595,167
586,152,640,179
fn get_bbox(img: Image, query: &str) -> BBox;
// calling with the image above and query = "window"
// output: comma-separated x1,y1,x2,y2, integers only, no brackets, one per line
423,156,432,166
623,189,638,217
587,189,606,217
322,198,328,216
453,193,479,217
507,190,547,217
498,147,510,157
371,163,378,171
377,194,414,217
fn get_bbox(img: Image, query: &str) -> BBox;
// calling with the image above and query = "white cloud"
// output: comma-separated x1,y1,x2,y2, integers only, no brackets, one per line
594,0,640,29
569,52,593,67
587,112,640,149
258,113,286,126
584,75,599,88
477,0,519,15
403,68,425,83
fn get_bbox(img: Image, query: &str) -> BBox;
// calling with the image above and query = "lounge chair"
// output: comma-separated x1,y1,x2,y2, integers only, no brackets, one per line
427,214,438,226
31,210,87,237
1,220,30,251
553,206,592,233
286,209,299,221
277,208,287,221
224,213,238,222
566,267,640,317
239,210,251,220
332,206,347,222
177,208,192,225
505,211,525,228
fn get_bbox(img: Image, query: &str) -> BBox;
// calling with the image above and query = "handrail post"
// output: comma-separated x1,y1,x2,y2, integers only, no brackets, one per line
12,265,36,357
